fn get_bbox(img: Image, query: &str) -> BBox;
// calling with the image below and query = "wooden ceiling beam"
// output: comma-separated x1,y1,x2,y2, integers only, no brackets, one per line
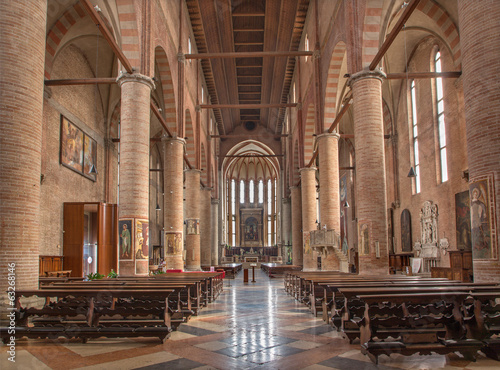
185,51,314,59
212,134,288,139
233,28,265,32
232,13,265,17
200,103,297,109
386,71,461,79
79,0,133,73
224,154,283,158
44,78,116,86
369,0,421,70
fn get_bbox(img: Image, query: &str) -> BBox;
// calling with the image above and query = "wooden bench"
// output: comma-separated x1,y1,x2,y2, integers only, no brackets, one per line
1,288,175,343
261,263,302,278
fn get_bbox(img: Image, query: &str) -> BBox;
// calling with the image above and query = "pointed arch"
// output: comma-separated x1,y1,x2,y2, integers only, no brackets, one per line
324,42,347,130
303,105,316,164
361,0,384,68
116,0,140,68
154,46,176,134
185,110,196,166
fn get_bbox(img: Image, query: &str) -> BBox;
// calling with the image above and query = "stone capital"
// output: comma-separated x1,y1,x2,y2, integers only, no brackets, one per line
347,69,386,87
316,132,340,143
195,105,202,112
184,168,202,175
312,49,321,60
211,198,220,205
178,52,186,63
289,185,300,192
116,72,155,90
202,186,213,192
282,197,291,204
299,167,317,174
161,136,186,146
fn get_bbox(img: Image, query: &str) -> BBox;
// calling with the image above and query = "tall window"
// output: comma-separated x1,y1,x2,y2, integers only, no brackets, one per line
188,37,192,63
231,179,236,215
258,180,264,203
434,51,448,182
410,80,421,193
267,179,272,215
240,180,245,203
232,216,236,246
249,180,254,203
268,216,272,246
305,34,310,61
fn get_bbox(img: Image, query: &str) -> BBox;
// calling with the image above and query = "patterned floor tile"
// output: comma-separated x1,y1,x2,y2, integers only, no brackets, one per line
287,340,324,350
194,340,232,351
134,357,205,369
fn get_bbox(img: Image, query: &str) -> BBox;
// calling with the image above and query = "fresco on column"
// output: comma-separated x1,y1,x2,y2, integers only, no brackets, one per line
119,219,133,260
358,221,370,256
455,191,471,251
470,179,492,259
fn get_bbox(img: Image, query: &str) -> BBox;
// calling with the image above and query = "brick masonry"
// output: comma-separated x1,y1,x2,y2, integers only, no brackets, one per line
290,186,303,266
185,169,201,270
300,167,318,271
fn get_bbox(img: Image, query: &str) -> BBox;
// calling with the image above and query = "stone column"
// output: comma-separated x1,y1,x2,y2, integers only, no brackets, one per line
116,73,155,276
163,137,185,270
0,0,47,293
200,187,212,266
317,133,341,270
300,167,318,271
211,199,220,265
458,0,500,282
282,198,291,261
348,70,388,275
185,169,201,270
290,186,303,265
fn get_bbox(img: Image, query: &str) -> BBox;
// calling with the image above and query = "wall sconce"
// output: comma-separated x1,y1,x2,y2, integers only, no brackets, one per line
89,164,98,175
343,201,350,208
407,167,416,178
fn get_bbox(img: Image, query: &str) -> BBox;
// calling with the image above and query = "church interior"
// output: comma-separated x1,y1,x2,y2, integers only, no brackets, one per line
1,0,499,368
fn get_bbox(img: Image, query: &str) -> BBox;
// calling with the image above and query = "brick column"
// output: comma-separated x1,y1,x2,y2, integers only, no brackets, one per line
163,137,185,270
300,167,318,271
211,199,219,265
282,197,291,246
185,169,201,270
0,0,47,293
116,73,154,276
458,0,500,282
348,70,388,275
200,187,212,266
290,186,303,266
318,133,341,270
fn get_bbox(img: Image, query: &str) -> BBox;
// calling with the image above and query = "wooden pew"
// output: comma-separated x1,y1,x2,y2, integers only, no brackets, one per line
1,289,175,343
261,263,302,278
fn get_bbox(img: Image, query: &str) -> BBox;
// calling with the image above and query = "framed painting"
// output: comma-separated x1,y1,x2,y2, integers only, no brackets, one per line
165,231,183,255
358,221,371,256
60,116,84,174
186,218,200,235
470,179,492,259
83,133,97,181
118,219,133,260
455,191,471,250
135,219,149,260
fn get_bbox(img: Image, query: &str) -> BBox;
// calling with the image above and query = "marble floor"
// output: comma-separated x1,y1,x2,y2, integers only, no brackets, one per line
1,269,498,369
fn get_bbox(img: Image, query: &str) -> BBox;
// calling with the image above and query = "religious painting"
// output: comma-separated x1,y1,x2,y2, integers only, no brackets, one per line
455,191,471,251
401,209,412,252
165,231,183,255
470,180,492,259
186,218,200,235
118,219,133,260
303,232,311,254
244,217,258,241
135,219,149,260
83,134,97,181
340,174,347,202
60,116,84,173
358,222,370,256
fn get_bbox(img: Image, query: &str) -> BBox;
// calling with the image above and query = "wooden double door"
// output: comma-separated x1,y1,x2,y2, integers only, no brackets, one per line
63,202,118,277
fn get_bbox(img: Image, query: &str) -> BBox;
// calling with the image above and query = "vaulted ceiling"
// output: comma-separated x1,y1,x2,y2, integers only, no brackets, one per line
186,0,310,136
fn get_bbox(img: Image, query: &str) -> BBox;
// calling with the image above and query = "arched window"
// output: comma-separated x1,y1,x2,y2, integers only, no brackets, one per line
249,180,254,203
267,179,272,215
305,34,310,61
410,79,421,193
434,51,448,183
231,179,236,215
240,180,245,203
258,180,264,203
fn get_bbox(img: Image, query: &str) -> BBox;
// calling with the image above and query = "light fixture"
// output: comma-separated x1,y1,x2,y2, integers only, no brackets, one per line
344,201,350,208
156,203,161,211
89,164,98,175
407,167,416,178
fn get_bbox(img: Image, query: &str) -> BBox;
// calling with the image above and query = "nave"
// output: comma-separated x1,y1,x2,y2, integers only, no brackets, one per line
2,271,497,370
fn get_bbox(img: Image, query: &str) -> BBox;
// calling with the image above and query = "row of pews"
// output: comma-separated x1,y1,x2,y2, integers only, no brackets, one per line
1,272,223,344
261,263,302,278
284,271,500,363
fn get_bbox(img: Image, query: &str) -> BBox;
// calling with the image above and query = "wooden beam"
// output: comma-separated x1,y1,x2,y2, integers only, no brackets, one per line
232,12,265,16
150,103,173,138
386,71,461,79
184,154,193,170
200,103,297,109
211,134,288,139
79,0,133,73
112,138,162,143
340,134,391,139
328,93,352,133
340,167,355,170
186,51,314,60
224,154,283,158
369,0,421,71
44,78,116,86
233,28,265,32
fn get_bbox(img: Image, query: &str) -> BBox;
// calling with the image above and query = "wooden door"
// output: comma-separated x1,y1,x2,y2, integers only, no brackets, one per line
63,203,84,277
98,203,118,275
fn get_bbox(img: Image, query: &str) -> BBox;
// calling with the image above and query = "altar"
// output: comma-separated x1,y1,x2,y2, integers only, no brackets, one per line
240,208,263,248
